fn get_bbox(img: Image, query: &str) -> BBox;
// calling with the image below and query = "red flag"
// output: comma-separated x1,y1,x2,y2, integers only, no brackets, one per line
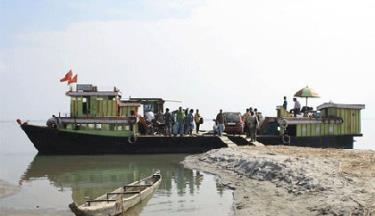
68,74,78,84
60,70,73,82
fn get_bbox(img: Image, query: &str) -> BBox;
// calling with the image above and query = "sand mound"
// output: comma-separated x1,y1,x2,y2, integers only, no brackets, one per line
184,146,375,216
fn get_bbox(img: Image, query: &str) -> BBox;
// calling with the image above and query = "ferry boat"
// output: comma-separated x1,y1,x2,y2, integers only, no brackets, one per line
255,103,365,148
19,84,227,154
18,83,365,154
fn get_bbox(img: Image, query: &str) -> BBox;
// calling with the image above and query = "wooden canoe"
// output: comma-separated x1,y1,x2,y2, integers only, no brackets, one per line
69,171,162,216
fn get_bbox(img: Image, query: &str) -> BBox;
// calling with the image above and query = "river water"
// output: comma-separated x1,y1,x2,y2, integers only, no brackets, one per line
1,119,373,215
0,122,234,216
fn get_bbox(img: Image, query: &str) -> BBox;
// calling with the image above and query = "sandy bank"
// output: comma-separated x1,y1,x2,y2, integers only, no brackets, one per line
0,180,19,199
183,146,375,216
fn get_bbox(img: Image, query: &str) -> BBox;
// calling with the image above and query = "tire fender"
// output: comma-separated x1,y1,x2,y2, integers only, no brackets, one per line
128,135,137,144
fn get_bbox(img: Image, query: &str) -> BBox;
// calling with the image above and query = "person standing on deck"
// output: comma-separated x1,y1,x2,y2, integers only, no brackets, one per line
187,109,195,135
283,96,288,110
194,109,202,134
291,98,301,117
215,109,225,136
254,108,261,135
248,111,258,142
242,109,250,137
164,108,172,136
183,108,189,134
176,107,185,136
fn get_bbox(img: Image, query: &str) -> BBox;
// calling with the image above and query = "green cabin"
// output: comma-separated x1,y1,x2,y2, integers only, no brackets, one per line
59,84,140,135
276,102,365,138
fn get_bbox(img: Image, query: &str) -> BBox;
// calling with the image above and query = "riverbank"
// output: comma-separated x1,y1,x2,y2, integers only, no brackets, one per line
183,146,375,216
0,180,19,199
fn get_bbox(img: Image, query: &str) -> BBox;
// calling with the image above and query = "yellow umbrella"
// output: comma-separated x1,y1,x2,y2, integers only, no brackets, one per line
294,86,319,107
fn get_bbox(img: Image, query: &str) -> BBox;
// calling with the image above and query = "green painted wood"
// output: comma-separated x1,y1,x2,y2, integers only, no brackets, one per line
359,111,361,133
59,128,132,137
90,96,97,117
77,97,83,117
329,124,334,135
306,124,311,136
108,100,112,116
311,124,318,136
356,110,360,133
112,101,116,116
109,101,113,116
296,125,301,137
324,123,328,136
334,124,338,135
352,110,356,134
340,109,345,135
358,110,361,133
70,98,74,117
342,110,346,134
316,125,321,136
328,108,336,117
103,100,108,117
345,109,351,134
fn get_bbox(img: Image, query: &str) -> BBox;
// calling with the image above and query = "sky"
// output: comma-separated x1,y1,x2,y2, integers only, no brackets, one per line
0,0,374,122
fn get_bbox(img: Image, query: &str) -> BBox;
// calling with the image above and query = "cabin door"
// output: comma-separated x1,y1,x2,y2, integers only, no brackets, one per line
82,97,90,115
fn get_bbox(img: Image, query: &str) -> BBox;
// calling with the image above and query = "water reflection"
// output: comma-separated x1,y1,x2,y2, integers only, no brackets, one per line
21,154,203,203
18,154,233,216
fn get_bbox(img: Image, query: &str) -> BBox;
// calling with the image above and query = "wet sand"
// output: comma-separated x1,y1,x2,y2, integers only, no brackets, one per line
183,146,375,216
0,180,19,199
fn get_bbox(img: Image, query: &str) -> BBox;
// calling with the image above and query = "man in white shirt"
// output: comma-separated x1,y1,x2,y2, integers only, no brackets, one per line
292,98,301,117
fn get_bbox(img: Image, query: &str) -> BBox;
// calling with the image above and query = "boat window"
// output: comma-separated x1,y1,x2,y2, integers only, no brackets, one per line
286,125,296,136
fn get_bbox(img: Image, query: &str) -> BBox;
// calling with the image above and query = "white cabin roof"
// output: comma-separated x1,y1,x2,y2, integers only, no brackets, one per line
66,91,120,97
317,103,365,110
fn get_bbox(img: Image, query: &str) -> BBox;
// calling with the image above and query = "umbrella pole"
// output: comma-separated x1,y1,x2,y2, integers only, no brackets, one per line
306,97,308,107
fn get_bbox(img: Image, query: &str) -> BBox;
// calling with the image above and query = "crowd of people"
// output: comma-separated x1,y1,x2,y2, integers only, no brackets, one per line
140,103,272,142
137,96,311,141
141,105,264,142
241,107,263,142
141,107,204,136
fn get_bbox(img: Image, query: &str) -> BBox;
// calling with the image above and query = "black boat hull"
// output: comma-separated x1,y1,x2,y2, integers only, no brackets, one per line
21,124,355,155
21,124,227,155
257,135,354,149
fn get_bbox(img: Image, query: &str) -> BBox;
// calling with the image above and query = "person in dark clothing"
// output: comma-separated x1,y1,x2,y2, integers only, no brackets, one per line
283,96,288,110
164,108,172,136
242,109,250,137
194,109,202,134
184,108,189,134
187,109,194,135
248,111,258,142
215,109,225,136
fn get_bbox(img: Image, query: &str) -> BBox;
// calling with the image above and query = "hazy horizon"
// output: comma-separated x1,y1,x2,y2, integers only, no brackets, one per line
1,0,374,121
